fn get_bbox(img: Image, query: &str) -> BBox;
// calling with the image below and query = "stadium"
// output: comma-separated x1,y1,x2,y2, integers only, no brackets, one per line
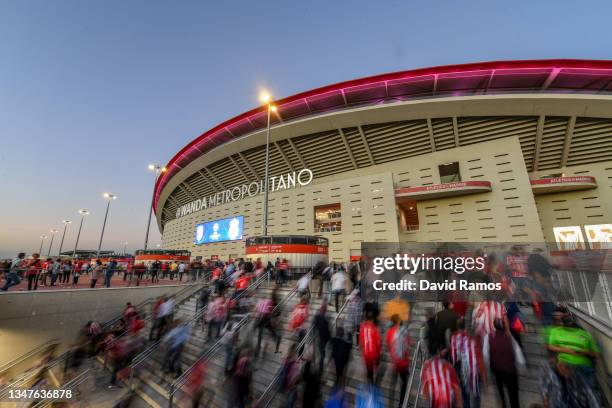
154,59,612,261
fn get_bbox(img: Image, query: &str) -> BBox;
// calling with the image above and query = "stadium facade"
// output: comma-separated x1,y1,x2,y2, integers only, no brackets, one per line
154,60,612,261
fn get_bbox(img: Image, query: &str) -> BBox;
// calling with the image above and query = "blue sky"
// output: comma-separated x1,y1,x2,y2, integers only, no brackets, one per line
1,0,611,258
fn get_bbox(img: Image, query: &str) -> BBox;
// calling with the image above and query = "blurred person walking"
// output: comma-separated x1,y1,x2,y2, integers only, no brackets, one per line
0,252,25,291
60,259,71,286
343,289,363,343
421,349,462,408
280,344,301,408
50,258,60,286
385,314,411,407
331,266,346,312
104,258,117,288
255,288,281,355
289,296,310,355
71,261,81,287
331,326,352,386
483,319,524,408
231,346,253,408
359,309,382,384
314,303,331,373
162,320,191,377
90,259,103,288
26,253,42,290
207,294,227,340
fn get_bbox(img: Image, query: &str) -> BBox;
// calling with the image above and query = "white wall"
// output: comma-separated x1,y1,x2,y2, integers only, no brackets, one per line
0,284,186,365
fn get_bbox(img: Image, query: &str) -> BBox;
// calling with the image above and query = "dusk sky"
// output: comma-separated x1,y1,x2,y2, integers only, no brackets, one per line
1,0,611,258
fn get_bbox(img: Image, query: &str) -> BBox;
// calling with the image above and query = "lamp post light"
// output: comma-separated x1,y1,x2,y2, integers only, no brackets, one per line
38,235,48,255
46,229,59,258
97,193,117,258
259,92,277,236
144,164,166,250
72,210,89,258
57,220,72,257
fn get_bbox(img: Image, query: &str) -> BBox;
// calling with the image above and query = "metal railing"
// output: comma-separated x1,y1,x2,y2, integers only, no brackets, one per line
256,277,340,408
102,272,210,368
129,271,269,394
0,339,59,378
0,340,61,401
402,339,423,408
0,266,205,291
30,368,92,408
0,271,211,400
167,271,273,407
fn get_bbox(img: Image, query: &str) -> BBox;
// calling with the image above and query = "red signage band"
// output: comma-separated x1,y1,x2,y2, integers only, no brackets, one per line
245,244,329,255
134,254,191,261
395,181,492,195
530,176,596,185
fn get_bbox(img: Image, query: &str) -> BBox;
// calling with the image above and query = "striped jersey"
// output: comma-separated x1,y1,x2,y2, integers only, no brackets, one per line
472,301,505,338
505,255,528,278
421,356,459,408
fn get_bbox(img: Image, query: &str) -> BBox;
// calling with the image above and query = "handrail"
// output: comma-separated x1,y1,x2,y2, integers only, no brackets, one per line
104,270,210,358
257,323,316,408
334,296,351,330
256,273,323,408
0,339,59,373
402,339,422,408
167,271,272,407
403,303,440,408
3,272,212,398
130,271,269,393
30,368,91,408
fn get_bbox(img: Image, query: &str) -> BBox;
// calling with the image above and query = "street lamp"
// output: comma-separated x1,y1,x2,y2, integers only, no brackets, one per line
57,220,72,257
144,164,166,250
38,235,48,255
72,210,89,258
97,193,117,257
47,229,59,258
259,91,277,236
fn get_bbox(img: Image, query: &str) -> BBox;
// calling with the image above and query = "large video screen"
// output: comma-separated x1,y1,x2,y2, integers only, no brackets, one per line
194,216,244,244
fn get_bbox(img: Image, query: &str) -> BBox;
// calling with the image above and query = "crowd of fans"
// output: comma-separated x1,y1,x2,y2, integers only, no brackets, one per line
0,247,607,408
0,252,209,291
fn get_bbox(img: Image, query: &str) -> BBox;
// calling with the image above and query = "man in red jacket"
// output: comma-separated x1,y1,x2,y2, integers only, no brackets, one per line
359,309,381,383
386,314,411,406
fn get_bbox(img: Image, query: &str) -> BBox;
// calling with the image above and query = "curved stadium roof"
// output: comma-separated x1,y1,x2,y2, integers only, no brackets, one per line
154,59,612,213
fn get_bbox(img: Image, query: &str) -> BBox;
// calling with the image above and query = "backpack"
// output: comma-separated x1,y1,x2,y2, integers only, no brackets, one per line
290,305,308,330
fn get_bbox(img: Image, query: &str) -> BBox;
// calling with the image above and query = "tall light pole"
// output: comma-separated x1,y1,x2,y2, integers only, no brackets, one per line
72,210,89,258
57,220,72,257
260,92,277,236
144,164,166,250
38,235,48,255
123,241,128,254
97,193,117,258
46,229,58,258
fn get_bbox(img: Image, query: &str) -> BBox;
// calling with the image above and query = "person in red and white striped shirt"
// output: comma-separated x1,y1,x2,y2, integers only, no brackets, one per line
421,352,461,408
449,319,469,367
450,319,487,408
472,300,507,341
505,246,529,301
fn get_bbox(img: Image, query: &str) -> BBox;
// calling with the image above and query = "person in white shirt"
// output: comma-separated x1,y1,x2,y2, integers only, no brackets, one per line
297,273,311,297
178,262,186,281
158,297,175,336
331,267,347,312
